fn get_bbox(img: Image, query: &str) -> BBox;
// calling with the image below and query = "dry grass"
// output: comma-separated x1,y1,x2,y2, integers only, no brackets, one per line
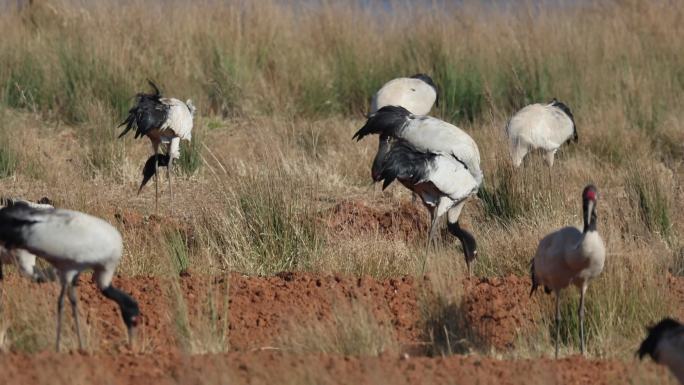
277,300,400,356
0,0,682,363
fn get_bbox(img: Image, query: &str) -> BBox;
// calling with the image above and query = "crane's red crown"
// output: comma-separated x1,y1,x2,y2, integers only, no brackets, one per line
584,187,597,201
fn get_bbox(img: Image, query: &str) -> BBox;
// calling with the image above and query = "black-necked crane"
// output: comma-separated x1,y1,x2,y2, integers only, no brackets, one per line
354,105,483,186
506,99,578,168
0,197,55,282
372,137,479,275
638,318,684,384
353,105,483,275
118,81,195,213
369,74,438,116
0,201,140,351
530,184,605,358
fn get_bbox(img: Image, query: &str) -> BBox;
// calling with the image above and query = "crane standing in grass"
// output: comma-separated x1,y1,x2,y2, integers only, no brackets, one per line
638,318,684,384
506,98,578,168
0,201,140,351
530,184,605,358
118,81,195,213
370,136,479,275
0,197,55,282
354,106,482,275
370,73,439,116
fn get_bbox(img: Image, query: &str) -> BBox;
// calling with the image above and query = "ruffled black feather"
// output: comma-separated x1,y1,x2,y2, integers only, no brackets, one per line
118,81,169,139
352,105,411,141
373,139,434,190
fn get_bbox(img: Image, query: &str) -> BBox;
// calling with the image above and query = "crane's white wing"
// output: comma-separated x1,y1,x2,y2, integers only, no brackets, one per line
401,116,483,185
161,98,194,141
423,155,479,202
11,209,123,268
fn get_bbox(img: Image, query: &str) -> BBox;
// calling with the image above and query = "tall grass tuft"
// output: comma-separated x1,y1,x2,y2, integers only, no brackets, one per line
0,133,18,179
178,131,203,176
626,165,673,239
165,229,191,276
478,164,527,222
277,301,399,356
235,173,321,273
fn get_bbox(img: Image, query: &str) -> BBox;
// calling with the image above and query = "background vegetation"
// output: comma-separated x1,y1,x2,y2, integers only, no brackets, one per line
0,0,681,364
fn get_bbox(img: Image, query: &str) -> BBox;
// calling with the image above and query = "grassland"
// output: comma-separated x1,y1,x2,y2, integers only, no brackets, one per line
0,0,682,369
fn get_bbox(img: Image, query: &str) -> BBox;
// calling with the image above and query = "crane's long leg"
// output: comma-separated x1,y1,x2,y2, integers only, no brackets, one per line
555,290,561,359
167,157,174,215
579,285,587,355
420,207,437,275
55,281,67,352
154,147,160,215
68,284,84,350
426,207,439,251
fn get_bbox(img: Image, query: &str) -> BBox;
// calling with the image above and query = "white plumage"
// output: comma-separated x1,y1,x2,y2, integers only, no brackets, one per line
506,99,578,167
530,184,605,358
354,106,482,275
370,74,438,116
355,105,483,187
638,318,684,384
0,202,140,351
118,81,195,213
157,97,194,160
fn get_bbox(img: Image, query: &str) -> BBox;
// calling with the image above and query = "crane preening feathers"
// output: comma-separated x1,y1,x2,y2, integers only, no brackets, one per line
354,106,483,275
530,184,605,358
118,81,195,213
354,105,483,186
506,99,578,168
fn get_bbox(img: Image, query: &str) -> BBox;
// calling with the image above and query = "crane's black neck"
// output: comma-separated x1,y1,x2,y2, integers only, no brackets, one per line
102,285,140,330
447,221,477,264
582,201,597,233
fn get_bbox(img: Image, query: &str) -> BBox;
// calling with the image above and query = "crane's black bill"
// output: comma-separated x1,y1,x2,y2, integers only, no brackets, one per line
101,285,140,346
138,154,170,194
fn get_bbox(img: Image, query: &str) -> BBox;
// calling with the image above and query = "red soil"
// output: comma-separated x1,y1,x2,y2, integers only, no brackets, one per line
0,351,675,385
324,199,427,241
0,272,677,384
463,275,541,349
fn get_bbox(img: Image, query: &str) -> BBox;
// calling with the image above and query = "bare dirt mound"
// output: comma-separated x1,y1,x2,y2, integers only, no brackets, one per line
324,199,427,241
113,208,195,241
0,351,675,385
2,272,424,353
2,272,545,354
463,275,541,349
225,272,423,350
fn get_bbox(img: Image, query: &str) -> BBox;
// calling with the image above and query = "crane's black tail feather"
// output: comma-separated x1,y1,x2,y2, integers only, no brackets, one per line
138,154,170,194
529,259,539,297
377,140,434,190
